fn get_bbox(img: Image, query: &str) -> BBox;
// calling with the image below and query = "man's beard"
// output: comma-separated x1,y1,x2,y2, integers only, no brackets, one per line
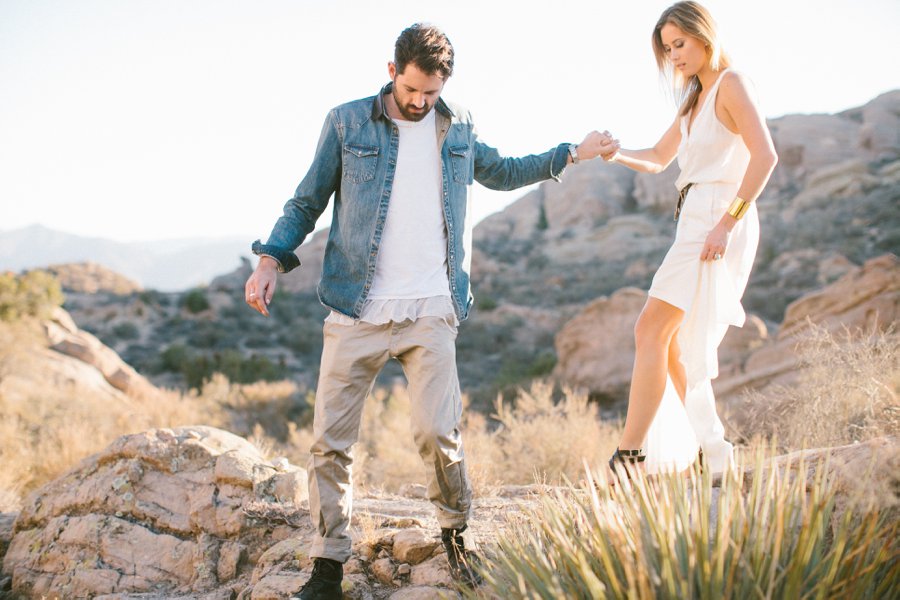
392,88,431,122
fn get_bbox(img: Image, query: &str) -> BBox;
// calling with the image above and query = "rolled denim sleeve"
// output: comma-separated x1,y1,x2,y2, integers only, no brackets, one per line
473,140,571,191
258,110,342,273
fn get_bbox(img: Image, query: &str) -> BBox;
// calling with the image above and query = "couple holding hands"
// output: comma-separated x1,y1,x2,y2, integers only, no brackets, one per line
245,2,777,597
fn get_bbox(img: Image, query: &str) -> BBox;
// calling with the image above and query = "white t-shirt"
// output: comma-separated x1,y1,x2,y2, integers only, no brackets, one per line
367,108,451,300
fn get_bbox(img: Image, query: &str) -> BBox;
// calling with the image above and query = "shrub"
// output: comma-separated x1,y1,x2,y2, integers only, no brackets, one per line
180,288,210,314
734,321,899,451
0,270,65,321
111,321,140,341
472,448,898,599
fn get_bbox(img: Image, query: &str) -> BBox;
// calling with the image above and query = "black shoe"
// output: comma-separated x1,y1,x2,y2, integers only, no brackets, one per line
441,526,482,588
294,557,343,600
608,447,646,481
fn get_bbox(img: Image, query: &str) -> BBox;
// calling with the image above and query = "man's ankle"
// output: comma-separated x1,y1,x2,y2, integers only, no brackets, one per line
312,557,343,575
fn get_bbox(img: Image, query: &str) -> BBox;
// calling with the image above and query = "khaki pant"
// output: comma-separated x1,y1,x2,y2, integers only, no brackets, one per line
307,316,472,562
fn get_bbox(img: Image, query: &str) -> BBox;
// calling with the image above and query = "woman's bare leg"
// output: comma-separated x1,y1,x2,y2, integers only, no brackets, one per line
618,298,685,451
668,331,687,404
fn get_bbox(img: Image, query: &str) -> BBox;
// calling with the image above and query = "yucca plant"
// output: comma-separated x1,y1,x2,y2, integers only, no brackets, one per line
470,447,899,599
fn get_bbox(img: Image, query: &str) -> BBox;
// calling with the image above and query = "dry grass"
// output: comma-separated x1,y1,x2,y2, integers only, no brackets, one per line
350,381,621,495
245,380,622,497
466,381,621,490
0,319,302,511
734,321,899,452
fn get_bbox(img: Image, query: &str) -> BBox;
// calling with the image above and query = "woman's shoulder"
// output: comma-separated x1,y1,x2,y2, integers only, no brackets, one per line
718,69,758,102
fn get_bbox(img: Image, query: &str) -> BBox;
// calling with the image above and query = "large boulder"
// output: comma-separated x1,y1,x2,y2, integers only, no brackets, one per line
2,427,309,599
553,287,646,397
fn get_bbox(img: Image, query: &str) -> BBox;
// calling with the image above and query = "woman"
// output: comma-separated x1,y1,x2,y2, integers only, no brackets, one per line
603,1,778,476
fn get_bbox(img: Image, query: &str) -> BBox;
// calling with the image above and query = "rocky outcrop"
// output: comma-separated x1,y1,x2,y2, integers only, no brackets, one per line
0,306,162,408
0,425,533,599
43,306,156,399
41,262,142,295
2,427,309,600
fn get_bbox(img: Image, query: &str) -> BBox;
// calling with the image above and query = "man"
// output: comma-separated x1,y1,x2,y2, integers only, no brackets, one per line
245,23,615,599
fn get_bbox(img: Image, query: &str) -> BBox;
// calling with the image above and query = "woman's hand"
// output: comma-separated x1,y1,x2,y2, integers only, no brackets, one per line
600,130,620,162
576,130,619,161
701,221,731,262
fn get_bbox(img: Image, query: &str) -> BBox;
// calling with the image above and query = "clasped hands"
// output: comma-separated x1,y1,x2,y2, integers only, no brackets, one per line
576,130,620,162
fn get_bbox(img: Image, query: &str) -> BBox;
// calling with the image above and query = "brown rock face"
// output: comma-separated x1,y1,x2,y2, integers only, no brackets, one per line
1,426,308,599
779,254,899,340
553,287,647,397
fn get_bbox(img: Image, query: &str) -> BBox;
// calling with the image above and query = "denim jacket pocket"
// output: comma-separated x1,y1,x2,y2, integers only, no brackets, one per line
342,144,379,183
449,144,472,184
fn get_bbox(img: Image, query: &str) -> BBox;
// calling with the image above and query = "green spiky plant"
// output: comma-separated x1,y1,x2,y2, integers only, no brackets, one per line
470,447,898,599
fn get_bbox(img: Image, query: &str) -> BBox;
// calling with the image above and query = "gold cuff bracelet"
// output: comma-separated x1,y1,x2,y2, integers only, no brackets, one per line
727,197,751,219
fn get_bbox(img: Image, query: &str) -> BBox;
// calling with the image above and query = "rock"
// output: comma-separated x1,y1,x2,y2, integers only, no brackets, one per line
785,159,879,217
44,306,157,399
371,557,396,585
344,557,366,575
389,586,458,600
779,254,899,340
633,162,680,213
1,427,310,599
0,513,15,565
248,573,306,600
553,287,646,396
717,314,769,373
409,555,452,587
391,530,440,566
342,573,376,600
218,541,246,582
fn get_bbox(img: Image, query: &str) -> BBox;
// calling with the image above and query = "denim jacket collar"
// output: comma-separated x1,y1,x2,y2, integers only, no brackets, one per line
371,82,455,122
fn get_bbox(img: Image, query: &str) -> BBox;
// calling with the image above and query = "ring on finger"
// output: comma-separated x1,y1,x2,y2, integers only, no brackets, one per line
713,252,722,260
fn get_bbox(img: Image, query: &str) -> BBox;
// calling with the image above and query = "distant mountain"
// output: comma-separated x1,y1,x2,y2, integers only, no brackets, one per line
0,225,251,291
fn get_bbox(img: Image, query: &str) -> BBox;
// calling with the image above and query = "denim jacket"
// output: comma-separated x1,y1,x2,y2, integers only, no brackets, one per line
253,83,571,321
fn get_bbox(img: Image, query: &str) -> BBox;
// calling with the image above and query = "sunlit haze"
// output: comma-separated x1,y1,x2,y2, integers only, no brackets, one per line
2,0,897,243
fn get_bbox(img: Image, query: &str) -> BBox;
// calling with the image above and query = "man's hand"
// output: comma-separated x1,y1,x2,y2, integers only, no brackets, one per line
575,130,620,162
245,256,279,317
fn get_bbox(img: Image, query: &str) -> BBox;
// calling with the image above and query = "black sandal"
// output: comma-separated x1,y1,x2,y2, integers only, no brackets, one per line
608,447,646,479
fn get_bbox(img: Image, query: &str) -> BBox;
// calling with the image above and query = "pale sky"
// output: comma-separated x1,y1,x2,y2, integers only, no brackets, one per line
1,0,898,243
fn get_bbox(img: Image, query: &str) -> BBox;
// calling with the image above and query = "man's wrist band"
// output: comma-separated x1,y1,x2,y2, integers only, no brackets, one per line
727,197,751,219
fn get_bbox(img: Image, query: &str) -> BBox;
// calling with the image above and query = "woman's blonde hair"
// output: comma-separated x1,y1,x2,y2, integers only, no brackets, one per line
652,1,729,116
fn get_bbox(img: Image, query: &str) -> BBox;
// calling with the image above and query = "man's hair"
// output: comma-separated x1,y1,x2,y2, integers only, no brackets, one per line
394,23,454,79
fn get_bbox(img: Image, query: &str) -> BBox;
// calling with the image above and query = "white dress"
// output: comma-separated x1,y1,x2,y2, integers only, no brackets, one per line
643,69,759,474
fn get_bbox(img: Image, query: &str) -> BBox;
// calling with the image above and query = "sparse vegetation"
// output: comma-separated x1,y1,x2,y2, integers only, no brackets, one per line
471,449,899,599
734,322,899,451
